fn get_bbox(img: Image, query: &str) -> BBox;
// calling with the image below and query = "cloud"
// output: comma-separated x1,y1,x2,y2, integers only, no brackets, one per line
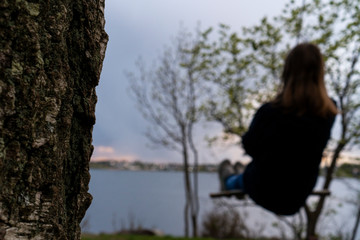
96,146,115,154
91,145,138,162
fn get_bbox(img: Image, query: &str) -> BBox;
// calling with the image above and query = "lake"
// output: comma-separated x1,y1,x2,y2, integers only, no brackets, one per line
82,170,360,239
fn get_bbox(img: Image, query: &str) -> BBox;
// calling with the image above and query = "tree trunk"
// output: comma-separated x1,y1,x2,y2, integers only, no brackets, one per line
182,137,191,238
191,215,197,238
304,142,345,239
305,210,318,240
0,0,108,239
350,204,360,240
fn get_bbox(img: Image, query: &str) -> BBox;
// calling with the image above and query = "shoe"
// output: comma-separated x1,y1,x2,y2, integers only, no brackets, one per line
234,161,245,174
218,159,235,191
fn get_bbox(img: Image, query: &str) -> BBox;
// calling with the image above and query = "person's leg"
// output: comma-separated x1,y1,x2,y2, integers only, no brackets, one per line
218,159,235,191
225,174,245,190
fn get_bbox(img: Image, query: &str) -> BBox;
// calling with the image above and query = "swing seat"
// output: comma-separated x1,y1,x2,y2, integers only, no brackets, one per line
210,190,246,199
209,189,331,199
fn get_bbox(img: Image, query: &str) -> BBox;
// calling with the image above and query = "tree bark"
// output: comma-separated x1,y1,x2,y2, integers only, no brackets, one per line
0,0,108,239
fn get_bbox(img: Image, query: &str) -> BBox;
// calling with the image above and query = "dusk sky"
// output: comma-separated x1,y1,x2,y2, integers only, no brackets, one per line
91,0,356,164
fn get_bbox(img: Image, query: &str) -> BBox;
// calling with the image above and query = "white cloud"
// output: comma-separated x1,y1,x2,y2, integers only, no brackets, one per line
96,146,115,154
91,145,138,162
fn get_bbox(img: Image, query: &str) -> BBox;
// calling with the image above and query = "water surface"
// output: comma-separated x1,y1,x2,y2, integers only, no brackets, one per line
83,170,360,238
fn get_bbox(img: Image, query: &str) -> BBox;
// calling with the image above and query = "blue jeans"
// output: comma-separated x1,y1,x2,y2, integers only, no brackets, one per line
225,174,245,190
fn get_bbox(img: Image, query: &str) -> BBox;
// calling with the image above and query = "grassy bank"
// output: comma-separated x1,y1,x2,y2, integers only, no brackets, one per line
80,233,278,240
81,234,217,240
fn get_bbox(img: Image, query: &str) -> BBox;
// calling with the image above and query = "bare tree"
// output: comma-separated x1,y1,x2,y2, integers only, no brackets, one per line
0,0,108,239
128,29,204,237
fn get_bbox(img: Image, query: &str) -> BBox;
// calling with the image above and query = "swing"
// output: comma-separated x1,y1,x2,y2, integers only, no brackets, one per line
209,189,331,199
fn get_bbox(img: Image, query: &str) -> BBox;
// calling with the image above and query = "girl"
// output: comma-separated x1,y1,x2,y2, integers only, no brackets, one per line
219,43,337,215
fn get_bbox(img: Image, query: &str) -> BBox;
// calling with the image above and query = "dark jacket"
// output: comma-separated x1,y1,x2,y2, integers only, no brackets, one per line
242,102,335,215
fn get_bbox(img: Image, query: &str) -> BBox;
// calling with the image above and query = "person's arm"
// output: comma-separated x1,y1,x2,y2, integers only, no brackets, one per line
242,103,273,157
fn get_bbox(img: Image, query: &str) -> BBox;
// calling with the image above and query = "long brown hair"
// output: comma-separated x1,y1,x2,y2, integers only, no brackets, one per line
273,43,337,117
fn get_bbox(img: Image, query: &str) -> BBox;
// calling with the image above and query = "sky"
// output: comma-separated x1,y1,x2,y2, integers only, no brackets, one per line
91,0,359,164
91,0,291,164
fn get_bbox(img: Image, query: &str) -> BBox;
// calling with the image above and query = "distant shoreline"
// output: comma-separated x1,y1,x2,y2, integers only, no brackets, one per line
89,160,217,172
89,160,360,178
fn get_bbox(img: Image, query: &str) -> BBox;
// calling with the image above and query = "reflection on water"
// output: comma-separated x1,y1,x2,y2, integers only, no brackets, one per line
83,170,360,238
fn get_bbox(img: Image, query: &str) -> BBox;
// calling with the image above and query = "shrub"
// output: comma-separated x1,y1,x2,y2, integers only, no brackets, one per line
202,201,249,239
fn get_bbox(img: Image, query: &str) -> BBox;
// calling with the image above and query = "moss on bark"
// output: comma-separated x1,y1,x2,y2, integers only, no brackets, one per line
0,0,108,239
